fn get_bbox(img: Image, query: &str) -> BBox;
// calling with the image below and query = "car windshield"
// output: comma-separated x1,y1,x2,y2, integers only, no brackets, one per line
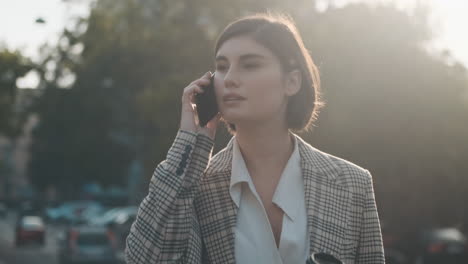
90,208,121,225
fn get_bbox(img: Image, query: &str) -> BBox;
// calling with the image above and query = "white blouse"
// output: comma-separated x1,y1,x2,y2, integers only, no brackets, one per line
229,134,310,264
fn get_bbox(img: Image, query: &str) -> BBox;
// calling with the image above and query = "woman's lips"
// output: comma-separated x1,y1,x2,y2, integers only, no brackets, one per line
223,98,245,105
224,98,245,102
222,94,246,101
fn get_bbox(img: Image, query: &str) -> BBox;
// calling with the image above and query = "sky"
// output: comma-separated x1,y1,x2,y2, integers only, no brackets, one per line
324,0,468,67
1,0,467,88
0,0,90,57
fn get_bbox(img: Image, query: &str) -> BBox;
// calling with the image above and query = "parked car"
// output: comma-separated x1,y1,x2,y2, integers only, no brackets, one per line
86,206,137,250
58,226,118,264
109,206,137,248
88,206,136,227
15,215,46,246
415,228,468,264
45,200,103,224
87,207,121,227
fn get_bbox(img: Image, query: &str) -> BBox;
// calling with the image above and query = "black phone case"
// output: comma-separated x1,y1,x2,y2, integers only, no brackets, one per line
195,73,219,127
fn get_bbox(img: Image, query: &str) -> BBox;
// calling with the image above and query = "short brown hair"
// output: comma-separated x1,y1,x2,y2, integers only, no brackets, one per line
214,12,324,134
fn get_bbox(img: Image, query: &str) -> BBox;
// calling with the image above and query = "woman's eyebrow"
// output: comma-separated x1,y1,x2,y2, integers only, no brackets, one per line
215,53,267,62
239,53,267,61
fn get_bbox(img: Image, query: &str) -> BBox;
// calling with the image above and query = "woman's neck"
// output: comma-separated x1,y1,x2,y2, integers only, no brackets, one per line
234,124,294,178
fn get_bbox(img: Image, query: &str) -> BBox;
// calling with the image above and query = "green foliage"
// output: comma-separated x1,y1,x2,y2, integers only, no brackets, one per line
0,49,33,137
300,3,468,233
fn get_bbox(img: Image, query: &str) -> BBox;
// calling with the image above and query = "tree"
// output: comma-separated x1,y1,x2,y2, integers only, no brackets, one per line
26,0,468,236
299,3,468,234
0,49,33,137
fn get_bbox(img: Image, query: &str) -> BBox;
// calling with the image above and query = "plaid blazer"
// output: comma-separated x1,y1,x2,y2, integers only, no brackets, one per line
125,130,385,264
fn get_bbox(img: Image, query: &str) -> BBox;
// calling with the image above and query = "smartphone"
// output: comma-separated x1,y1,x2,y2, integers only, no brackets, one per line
195,72,219,127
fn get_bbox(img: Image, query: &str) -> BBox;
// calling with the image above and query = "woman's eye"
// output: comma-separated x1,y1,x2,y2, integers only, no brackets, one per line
216,65,228,71
243,63,259,69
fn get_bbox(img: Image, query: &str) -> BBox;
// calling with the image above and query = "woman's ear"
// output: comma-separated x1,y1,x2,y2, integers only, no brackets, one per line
285,69,301,96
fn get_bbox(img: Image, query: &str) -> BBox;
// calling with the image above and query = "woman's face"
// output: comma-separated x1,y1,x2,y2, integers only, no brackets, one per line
214,35,296,128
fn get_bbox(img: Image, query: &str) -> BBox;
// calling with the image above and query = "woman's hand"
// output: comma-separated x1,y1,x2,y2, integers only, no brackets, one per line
179,72,221,141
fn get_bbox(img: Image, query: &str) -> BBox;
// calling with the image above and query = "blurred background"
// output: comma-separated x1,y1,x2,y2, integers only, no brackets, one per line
0,0,467,263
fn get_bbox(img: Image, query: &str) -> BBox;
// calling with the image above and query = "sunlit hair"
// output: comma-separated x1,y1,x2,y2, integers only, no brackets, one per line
214,12,324,135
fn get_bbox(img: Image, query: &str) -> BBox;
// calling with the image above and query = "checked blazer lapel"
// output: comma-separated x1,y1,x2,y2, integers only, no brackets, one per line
196,134,351,263
196,137,238,264
296,135,351,260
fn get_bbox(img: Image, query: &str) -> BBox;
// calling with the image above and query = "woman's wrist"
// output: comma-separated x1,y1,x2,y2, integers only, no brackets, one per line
179,117,198,134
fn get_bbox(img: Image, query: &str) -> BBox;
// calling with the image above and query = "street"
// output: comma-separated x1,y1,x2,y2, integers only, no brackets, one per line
0,210,61,264
0,210,125,264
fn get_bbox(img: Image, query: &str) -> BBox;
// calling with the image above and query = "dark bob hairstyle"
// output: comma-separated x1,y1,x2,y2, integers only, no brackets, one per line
214,12,324,134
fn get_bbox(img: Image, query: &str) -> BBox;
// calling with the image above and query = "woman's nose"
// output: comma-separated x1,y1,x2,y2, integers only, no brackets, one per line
223,68,239,89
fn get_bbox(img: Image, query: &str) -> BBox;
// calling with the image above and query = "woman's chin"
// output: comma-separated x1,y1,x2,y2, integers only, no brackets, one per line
221,116,242,126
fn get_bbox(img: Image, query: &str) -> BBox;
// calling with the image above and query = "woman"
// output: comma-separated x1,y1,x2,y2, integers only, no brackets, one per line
125,13,384,264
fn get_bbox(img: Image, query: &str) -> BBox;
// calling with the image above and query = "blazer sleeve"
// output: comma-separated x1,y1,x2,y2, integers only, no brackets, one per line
125,130,214,264
355,170,385,264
